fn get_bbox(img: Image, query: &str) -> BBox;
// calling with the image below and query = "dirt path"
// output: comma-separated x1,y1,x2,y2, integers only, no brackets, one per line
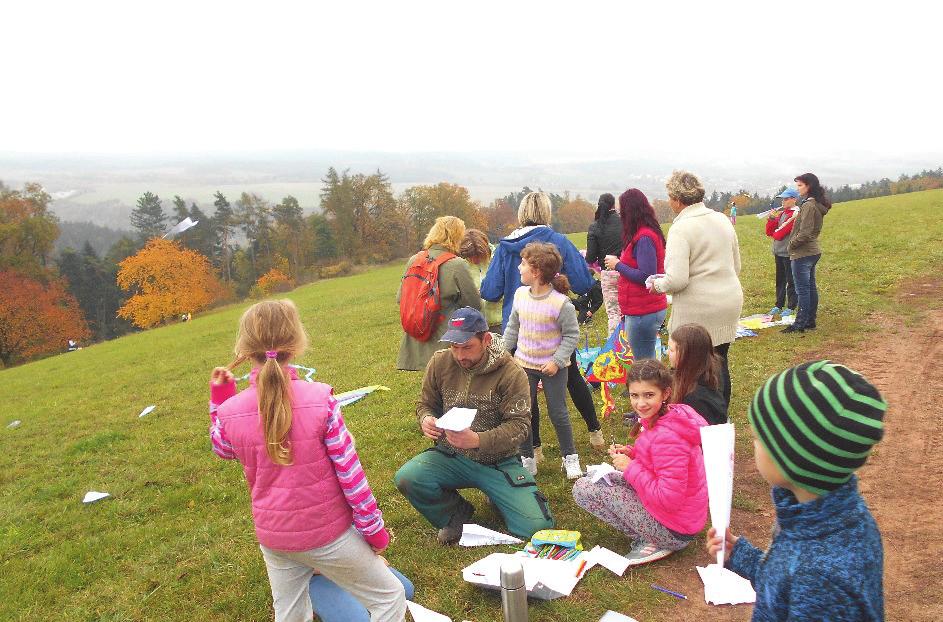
640,279,943,621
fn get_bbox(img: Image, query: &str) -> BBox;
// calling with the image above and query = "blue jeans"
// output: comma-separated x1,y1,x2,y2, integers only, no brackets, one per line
311,567,414,622
791,254,821,328
625,308,668,360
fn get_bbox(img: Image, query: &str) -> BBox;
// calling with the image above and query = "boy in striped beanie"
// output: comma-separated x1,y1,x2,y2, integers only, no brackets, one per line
707,360,887,621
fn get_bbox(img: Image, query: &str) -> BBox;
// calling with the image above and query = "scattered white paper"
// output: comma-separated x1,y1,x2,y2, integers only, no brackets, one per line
406,600,452,622
462,552,593,600
599,612,639,622
138,405,156,418
6,420,21,429
586,463,620,485
435,407,477,431
700,423,735,566
586,545,631,576
459,523,523,547
696,564,756,605
163,216,199,238
82,491,111,503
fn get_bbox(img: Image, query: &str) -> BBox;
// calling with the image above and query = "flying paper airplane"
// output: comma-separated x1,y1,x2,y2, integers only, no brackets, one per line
163,217,199,238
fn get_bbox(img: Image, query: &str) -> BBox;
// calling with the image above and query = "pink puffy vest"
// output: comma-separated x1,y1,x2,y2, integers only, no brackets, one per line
624,403,708,535
217,374,353,551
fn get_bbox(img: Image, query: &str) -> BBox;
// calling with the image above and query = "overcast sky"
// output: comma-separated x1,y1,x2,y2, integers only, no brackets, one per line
3,1,941,163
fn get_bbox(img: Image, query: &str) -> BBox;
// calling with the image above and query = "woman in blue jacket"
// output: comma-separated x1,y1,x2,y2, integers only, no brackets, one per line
481,192,605,452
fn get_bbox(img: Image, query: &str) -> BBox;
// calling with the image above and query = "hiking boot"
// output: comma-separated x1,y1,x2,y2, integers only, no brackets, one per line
625,540,678,566
588,429,606,450
767,306,781,316
780,307,794,317
562,454,583,480
522,456,538,476
437,500,474,545
533,446,544,464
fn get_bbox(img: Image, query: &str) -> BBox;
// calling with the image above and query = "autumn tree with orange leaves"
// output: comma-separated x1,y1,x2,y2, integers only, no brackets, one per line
116,238,225,328
0,270,90,366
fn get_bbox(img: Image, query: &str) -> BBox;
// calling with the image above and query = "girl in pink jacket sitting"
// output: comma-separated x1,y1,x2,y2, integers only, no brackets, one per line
208,299,406,622
572,359,708,566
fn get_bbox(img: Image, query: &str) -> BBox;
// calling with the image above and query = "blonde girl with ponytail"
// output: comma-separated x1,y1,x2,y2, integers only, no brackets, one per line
208,300,406,622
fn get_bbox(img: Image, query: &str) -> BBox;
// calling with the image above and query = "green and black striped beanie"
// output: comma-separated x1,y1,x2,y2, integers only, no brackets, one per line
748,360,886,495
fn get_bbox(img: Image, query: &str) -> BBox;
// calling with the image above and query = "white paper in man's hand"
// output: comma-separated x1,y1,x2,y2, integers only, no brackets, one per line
436,407,477,431
700,423,735,566
459,523,523,547
696,564,756,605
406,600,452,622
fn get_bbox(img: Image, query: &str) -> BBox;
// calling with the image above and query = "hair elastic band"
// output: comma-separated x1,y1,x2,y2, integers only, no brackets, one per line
265,350,278,359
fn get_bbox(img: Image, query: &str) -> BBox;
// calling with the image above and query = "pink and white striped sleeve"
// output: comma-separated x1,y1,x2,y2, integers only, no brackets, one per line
324,397,389,549
209,381,237,460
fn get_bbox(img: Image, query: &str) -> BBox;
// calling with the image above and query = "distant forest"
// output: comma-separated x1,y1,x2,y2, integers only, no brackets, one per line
1,166,940,366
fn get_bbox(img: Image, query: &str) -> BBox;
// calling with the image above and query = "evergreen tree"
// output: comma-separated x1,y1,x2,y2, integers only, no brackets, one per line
130,192,167,241
213,191,235,281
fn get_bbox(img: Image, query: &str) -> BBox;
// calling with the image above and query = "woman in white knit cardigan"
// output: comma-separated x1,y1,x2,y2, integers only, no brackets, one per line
650,171,743,405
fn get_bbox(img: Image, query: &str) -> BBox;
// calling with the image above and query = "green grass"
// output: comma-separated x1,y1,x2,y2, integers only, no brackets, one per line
2,190,942,621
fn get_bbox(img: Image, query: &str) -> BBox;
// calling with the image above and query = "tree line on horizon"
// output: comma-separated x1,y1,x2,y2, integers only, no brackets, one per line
1,166,941,366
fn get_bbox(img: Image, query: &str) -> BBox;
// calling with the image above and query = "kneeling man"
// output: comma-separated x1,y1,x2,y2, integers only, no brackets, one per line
394,308,555,544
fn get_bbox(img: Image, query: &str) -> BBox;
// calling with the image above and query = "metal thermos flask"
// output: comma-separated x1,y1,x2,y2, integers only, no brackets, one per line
500,559,528,622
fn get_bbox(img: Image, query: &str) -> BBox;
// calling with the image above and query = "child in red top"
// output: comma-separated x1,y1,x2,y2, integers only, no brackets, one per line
765,189,800,316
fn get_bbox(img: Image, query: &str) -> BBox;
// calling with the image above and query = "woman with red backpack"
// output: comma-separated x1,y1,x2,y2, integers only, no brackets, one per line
396,216,481,371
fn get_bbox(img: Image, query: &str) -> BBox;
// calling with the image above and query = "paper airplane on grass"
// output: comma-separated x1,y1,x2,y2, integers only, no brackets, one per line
459,524,523,547
6,420,21,429
163,217,199,238
138,405,156,418
82,491,111,504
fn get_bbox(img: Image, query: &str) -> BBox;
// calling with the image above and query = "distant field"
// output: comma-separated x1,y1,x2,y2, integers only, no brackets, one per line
1,190,941,621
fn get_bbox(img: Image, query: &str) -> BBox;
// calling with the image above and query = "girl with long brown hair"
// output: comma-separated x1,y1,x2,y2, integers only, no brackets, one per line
208,299,405,622
667,323,728,425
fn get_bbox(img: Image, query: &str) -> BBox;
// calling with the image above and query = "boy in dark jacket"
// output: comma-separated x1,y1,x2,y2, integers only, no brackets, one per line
708,361,886,621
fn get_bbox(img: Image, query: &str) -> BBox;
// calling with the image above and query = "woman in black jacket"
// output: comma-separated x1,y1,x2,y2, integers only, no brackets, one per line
584,193,623,334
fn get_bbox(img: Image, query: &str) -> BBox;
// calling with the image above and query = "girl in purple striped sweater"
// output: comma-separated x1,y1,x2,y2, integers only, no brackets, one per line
503,242,583,480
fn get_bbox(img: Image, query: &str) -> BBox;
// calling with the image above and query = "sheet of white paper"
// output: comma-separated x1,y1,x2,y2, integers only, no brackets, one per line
406,600,452,622
586,545,631,576
435,407,477,431
586,463,619,485
459,523,523,546
696,564,756,605
6,420,21,429
82,491,111,503
700,423,735,566
599,612,640,622
138,405,156,418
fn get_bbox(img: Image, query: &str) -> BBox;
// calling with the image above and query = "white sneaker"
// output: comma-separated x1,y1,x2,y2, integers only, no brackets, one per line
562,454,583,480
522,456,538,476
624,540,677,566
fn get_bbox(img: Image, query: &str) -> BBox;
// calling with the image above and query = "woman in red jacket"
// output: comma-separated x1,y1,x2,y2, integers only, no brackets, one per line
765,188,800,317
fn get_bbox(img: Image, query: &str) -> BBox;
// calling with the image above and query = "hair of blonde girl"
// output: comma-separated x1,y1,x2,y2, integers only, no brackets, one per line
521,242,571,295
423,215,466,253
232,299,309,466
517,192,552,226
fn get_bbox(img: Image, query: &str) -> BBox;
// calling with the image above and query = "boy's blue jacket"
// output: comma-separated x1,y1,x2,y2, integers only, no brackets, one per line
728,476,884,621
480,225,594,330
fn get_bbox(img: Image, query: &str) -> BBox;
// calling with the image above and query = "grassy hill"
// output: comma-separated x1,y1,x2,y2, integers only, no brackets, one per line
2,189,941,621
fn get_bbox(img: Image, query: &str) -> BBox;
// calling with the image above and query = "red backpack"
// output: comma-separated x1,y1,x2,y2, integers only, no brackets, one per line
400,250,456,341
